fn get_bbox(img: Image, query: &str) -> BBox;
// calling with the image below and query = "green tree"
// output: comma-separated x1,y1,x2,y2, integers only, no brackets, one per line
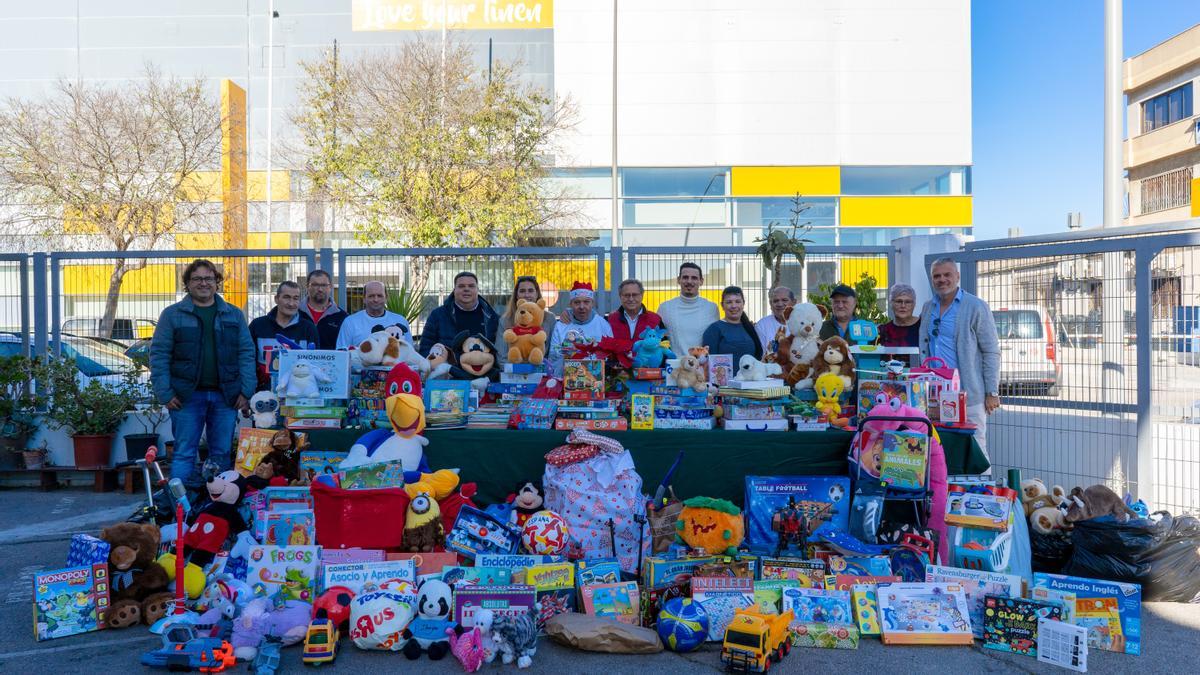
292,37,579,287
754,193,813,289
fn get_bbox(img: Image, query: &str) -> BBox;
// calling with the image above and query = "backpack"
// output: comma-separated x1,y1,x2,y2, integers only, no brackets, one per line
543,430,649,574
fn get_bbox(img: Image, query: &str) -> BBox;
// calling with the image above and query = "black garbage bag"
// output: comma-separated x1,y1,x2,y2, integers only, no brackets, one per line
1063,512,1200,602
1030,529,1073,574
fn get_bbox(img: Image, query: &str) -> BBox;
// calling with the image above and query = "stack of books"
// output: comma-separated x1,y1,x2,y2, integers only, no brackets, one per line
555,359,626,430
282,401,348,430
489,363,546,404
424,380,471,429
277,349,352,430
349,365,391,428
467,402,515,429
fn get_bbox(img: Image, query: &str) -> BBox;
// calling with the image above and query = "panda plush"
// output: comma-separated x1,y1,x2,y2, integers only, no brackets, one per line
402,579,456,660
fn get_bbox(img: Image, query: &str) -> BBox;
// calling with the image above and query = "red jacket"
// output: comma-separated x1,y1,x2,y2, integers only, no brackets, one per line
605,307,665,342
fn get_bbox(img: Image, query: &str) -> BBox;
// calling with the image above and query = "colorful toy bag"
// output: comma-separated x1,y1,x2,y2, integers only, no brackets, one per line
543,430,649,574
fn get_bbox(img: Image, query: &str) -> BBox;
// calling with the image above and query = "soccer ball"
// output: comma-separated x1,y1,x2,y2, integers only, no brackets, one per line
521,510,569,555
657,597,709,652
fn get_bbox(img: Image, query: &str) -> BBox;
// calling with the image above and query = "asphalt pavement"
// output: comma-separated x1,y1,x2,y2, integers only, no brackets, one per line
1,488,1198,674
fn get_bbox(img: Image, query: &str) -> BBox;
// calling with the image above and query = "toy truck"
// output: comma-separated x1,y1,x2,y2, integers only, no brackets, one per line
302,617,339,665
720,608,794,672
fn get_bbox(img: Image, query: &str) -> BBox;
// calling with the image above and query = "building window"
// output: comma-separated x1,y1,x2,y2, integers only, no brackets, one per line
622,168,728,197
1138,167,1193,215
733,197,837,229
840,166,970,195
1141,83,1193,133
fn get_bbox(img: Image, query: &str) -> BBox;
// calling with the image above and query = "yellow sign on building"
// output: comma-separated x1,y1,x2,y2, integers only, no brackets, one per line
352,0,553,31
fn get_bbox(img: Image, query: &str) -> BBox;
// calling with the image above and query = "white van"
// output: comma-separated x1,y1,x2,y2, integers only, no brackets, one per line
993,305,1060,396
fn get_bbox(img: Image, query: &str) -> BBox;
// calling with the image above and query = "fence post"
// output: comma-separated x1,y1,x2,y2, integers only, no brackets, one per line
1133,246,1155,504
48,254,61,356
31,253,47,357
319,247,335,277
959,258,978,295
627,249,637,280
596,249,608,315
336,251,349,310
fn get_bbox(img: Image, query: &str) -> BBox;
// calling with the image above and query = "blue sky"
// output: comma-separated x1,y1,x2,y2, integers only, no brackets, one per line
971,0,1200,240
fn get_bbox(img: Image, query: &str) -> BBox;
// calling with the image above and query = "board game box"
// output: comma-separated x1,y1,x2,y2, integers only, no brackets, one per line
926,565,1023,638
944,491,1014,531
338,459,406,489
258,509,316,547
692,576,755,641
982,595,1064,657
563,359,604,399
744,476,851,550
278,349,351,400
580,581,641,625
33,564,110,641
299,450,347,484
760,558,826,587
780,588,853,625
1032,573,1141,655
246,545,321,603
877,582,974,645
234,427,278,477
454,584,537,627
753,580,800,614
856,379,915,424
321,560,416,595
441,566,512,587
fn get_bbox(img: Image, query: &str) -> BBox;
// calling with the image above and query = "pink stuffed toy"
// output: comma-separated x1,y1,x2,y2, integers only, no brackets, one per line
853,395,949,565
447,625,485,673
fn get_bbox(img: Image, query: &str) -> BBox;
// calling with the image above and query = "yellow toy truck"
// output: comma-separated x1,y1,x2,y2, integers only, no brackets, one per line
720,608,794,672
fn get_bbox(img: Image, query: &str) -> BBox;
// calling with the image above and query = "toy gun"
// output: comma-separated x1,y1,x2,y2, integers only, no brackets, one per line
652,450,684,510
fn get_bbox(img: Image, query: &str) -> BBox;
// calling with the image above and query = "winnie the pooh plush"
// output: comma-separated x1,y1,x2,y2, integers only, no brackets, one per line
100,522,174,628
503,298,548,365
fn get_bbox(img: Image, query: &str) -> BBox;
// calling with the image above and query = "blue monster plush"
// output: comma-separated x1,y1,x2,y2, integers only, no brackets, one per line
632,327,676,369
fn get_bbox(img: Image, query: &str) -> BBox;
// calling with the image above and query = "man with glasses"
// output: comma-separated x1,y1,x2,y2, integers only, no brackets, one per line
606,279,664,342
300,269,348,350
149,259,255,487
819,284,858,339
919,258,1001,461
756,285,795,353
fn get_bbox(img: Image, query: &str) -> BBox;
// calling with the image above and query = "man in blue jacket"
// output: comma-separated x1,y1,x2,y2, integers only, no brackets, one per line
150,259,256,487
418,271,499,356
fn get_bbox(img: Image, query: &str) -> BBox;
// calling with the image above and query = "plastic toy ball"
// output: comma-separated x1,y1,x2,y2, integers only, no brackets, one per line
656,597,709,653
521,510,569,555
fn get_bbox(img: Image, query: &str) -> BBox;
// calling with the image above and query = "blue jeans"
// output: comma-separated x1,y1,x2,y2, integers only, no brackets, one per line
169,390,239,487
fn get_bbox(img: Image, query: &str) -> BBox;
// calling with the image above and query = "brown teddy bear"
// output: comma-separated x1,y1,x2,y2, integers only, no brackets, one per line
100,522,174,629
811,336,855,391
503,298,549,365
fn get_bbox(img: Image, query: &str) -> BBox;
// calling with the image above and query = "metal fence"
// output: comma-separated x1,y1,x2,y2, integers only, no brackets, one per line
936,224,1200,514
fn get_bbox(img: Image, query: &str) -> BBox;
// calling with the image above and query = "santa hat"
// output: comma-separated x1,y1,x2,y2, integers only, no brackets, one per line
569,281,594,300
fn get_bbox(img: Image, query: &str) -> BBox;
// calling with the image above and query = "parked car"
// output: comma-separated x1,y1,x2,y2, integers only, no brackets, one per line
0,333,148,391
993,305,1060,396
125,337,152,363
61,317,156,345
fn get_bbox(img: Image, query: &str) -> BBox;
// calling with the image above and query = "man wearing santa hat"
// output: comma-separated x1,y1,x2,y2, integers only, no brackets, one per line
546,281,613,376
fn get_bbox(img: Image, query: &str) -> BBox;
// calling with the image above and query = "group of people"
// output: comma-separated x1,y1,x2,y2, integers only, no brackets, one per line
148,256,1000,488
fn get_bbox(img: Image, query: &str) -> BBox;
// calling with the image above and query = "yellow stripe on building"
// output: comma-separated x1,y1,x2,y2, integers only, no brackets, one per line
1192,178,1199,218
840,196,972,227
181,170,290,202
841,257,889,287
730,166,840,197
175,232,291,250
61,263,178,295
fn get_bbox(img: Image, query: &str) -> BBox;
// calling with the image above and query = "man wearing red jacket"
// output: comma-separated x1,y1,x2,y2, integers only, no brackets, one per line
606,279,666,342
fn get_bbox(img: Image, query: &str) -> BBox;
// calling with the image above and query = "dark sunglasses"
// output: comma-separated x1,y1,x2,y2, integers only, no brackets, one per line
929,317,941,341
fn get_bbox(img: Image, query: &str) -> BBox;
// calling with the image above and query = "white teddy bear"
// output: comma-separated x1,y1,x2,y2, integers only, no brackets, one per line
734,354,783,382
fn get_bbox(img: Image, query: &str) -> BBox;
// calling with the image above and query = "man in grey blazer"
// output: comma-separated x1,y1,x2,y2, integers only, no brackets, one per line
919,258,1002,465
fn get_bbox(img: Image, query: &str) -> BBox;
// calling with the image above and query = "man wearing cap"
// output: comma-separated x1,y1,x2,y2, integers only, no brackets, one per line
418,271,500,356
546,281,613,376
819,284,858,340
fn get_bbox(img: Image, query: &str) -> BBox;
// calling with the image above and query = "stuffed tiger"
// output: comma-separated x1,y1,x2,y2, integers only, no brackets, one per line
490,606,538,669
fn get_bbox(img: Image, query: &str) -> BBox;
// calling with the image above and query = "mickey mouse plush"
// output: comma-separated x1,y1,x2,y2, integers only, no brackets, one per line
510,480,544,529
185,470,249,568
448,331,500,395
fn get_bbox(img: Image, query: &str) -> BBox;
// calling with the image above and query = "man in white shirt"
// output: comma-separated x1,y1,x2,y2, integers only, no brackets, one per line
547,281,613,375
755,286,794,354
335,280,412,349
656,262,719,355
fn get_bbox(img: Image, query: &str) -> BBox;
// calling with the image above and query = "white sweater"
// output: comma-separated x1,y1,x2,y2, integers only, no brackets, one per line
546,313,613,376
657,295,719,355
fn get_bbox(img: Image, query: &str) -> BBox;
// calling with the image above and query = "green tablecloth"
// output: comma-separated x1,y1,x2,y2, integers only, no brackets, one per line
302,428,988,506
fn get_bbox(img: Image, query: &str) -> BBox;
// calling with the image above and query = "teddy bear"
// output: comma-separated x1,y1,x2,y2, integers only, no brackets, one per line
672,354,708,392
402,579,456,660
247,429,303,490
632,327,675,369
784,303,823,390
1019,478,1068,517
811,336,855,391
503,298,549,365
357,331,403,368
734,354,782,382
100,522,174,629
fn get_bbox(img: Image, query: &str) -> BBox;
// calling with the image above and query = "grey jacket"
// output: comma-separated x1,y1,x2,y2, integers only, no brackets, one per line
150,295,256,406
918,289,1001,404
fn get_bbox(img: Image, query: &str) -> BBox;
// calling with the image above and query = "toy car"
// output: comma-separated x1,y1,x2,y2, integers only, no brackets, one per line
140,622,236,673
302,617,339,666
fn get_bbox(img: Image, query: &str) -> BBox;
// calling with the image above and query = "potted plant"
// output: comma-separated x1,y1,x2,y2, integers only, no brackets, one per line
43,356,138,468
122,355,167,461
21,442,49,470
0,355,48,468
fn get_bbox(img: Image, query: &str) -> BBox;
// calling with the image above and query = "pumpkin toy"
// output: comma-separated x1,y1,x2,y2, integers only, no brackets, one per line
674,497,745,556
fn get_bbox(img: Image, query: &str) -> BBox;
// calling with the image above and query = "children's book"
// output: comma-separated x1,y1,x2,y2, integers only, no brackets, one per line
780,588,853,625
440,566,512,587
876,582,974,645
299,450,348,484
246,545,321,603
577,558,624,587
631,394,654,430
235,427,278,477
338,459,406,489
707,354,733,386
944,491,1013,531
262,485,314,511
982,595,1064,657
278,349,351,399
1033,573,1141,655
580,581,641,626
33,564,110,641
563,359,604,399
744,476,851,550
760,558,826,587
260,509,316,547
754,580,800,614
692,576,755,641
880,430,927,490
926,565,1023,638
424,380,471,416
321,560,416,595
453,585,537,627
1037,618,1089,673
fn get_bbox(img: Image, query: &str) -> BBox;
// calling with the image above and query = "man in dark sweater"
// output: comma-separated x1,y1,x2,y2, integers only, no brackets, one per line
249,281,320,391
299,269,348,350
418,271,499,356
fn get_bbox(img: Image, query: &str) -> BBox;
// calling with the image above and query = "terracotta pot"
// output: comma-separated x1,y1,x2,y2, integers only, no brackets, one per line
22,451,45,470
72,434,114,469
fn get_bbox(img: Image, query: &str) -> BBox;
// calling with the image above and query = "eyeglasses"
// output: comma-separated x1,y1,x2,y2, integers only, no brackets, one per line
189,276,216,284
